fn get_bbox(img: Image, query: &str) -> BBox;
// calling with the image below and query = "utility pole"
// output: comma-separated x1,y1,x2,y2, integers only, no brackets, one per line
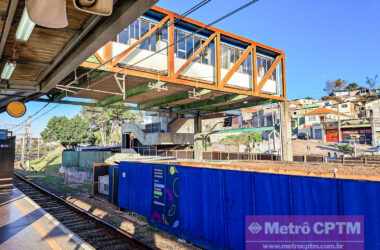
37,137,40,159
271,103,276,153
337,103,341,143
20,117,32,169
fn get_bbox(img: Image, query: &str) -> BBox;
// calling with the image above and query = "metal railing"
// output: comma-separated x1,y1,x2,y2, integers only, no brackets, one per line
202,151,281,161
293,154,380,166
133,147,195,160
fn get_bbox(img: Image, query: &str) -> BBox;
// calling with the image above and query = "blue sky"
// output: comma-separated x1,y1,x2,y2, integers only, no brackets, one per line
1,0,379,136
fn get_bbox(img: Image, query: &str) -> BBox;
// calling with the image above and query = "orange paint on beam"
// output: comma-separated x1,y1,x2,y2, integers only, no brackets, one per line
79,5,288,104
256,55,282,93
80,61,286,101
215,33,222,88
150,6,284,54
252,46,258,94
174,33,217,78
220,45,252,88
111,16,170,67
167,14,175,78
281,56,287,98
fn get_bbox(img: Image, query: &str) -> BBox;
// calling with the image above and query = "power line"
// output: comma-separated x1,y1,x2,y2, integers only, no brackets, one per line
31,104,60,123
62,0,214,87
181,0,211,17
13,104,60,132
13,102,51,129
129,0,259,68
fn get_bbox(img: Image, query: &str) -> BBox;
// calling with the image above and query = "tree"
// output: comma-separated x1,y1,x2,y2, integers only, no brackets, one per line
81,103,139,146
41,116,69,143
336,144,354,156
41,115,92,149
324,79,348,95
366,75,378,90
220,132,262,153
345,82,359,91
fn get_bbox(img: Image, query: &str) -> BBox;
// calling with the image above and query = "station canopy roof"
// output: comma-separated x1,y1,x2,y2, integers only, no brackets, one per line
0,0,157,112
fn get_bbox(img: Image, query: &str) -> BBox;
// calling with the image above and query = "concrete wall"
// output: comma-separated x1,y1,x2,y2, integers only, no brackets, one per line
122,123,194,146
169,118,194,134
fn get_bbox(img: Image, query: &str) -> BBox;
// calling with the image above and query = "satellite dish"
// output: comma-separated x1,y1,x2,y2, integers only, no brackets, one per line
6,101,27,118
73,0,113,16
26,0,68,28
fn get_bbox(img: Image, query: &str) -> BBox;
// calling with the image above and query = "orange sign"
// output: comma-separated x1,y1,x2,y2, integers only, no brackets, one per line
6,101,26,118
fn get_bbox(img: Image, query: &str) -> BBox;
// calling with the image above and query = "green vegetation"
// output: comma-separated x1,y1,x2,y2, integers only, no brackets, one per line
41,116,93,149
220,132,262,153
323,75,379,95
41,103,139,147
345,82,359,91
29,146,63,171
81,103,139,146
336,144,354,155
23,148,91,195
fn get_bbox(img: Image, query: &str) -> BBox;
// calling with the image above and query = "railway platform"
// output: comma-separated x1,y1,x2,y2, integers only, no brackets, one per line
0,187,93,250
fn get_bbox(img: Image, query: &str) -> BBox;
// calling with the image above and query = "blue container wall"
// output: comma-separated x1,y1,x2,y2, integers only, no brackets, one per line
118,161,380,250
118,162,153,218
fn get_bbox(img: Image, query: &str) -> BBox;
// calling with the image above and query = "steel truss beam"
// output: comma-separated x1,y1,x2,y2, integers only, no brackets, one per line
111,16,170,66
221,45,253,88
201,99,278,113
140,92,189,110
97,82,152,107
34,98,97,107
82,61,285,102
256,55,283,93
174,33,217,78
173,94,248,112
81,6,287,107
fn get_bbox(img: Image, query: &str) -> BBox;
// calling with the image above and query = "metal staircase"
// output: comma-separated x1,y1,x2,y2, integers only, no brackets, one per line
122,122,194,146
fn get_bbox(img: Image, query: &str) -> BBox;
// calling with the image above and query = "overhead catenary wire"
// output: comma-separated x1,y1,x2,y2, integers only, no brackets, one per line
13,104,60,132
13,102,51,130
61,0,258,88
62,0,212,87
128,0,259,68
30,104,60,124
181,0,211,17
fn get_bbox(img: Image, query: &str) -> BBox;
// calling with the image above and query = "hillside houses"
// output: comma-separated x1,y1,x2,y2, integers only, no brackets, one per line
289,88,380,145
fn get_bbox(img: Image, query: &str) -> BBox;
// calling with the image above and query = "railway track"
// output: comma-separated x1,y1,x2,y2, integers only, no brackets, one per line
13,174,150,250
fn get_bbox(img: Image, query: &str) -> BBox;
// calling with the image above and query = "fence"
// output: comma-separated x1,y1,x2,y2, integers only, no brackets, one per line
293,154,380,166
62,150,113,169
133,149,280,161
203,151,281,161
117,161,380,250
133,147,195,160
